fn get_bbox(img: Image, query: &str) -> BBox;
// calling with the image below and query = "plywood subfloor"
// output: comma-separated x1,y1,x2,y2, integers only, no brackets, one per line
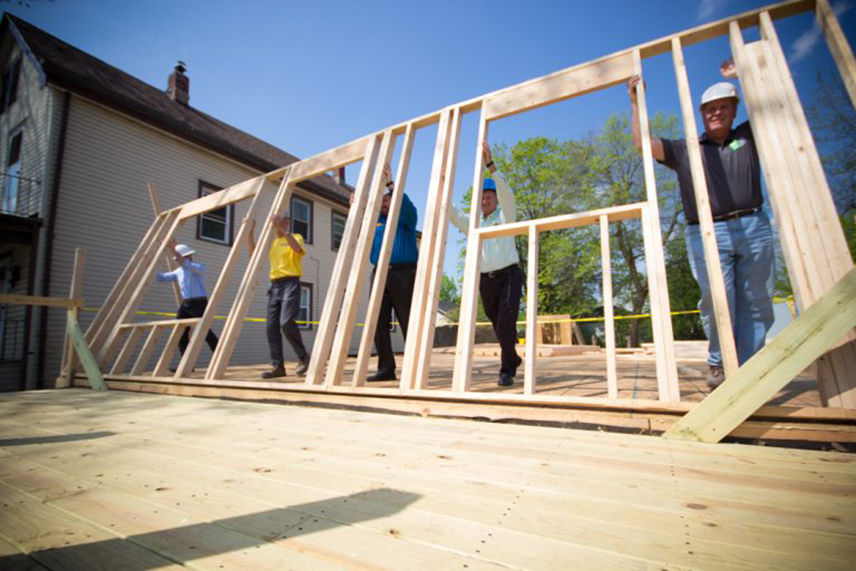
1,389,854,570
210,341,821,408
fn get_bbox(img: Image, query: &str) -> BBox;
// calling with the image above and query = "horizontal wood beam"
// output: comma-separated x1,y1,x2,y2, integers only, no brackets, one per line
280,135,374,183
484,52,635,121
0,294,81,308
477,202,645,239
119,318,200,330
177,176,267,220
636,0,814,59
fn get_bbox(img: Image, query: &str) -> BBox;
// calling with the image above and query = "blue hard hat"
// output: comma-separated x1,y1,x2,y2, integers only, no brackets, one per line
482,178,497,192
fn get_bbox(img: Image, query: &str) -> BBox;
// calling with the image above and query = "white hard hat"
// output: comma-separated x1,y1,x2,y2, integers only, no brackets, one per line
699,82,739,110
175,244,195,257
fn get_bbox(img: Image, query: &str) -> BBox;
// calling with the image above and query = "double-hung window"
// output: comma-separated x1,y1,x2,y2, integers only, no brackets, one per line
298,282,312,330
196,180,233,246
331,211,346,251
290,195,313,243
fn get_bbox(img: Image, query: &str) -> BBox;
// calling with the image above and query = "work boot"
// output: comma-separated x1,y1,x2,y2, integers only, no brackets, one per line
498,373,514,387
295,356,310,376
706,366,724,388
262,365,286,379
367,370,396,382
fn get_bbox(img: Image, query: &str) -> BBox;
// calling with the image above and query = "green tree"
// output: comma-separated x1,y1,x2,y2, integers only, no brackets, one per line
439,273,459,303
806,72,856,261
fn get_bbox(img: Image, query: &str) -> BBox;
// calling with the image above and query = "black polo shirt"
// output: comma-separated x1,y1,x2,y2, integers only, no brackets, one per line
659,121,763,224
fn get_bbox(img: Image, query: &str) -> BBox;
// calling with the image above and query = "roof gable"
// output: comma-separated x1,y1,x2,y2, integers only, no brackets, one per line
2,13,350,204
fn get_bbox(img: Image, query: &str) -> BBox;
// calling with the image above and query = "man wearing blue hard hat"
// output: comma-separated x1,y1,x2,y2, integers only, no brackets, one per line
451,142,523,387
628,59,774,389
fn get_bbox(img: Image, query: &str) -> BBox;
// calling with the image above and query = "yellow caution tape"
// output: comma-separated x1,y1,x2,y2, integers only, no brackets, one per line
83,295,796,329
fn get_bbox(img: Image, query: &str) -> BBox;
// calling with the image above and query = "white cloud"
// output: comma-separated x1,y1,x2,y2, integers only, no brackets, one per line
791,0,852,62
697,0,721,21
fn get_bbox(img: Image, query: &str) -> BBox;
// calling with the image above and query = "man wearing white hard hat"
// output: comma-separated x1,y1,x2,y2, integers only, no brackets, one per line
627,59,774,388
155,239,219,361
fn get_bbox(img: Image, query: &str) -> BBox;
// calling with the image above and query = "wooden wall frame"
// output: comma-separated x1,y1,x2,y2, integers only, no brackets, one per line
78,0,854,428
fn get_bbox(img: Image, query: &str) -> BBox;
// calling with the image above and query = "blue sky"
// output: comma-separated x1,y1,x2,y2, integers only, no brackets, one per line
5,0,854,280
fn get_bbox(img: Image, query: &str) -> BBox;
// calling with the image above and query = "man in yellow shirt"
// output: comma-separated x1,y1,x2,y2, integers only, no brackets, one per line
246,212,310,378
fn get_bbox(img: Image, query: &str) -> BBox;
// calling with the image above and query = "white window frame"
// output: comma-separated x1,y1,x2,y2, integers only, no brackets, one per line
290,195,313,244
331,210,346,251
196,180,233,246
298,282,313,330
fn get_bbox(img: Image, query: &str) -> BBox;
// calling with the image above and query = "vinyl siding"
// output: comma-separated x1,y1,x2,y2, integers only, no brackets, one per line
41,95,382,383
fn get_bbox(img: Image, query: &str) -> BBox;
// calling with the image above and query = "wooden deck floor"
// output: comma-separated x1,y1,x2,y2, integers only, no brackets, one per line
209,341,822,407
1,389,854,570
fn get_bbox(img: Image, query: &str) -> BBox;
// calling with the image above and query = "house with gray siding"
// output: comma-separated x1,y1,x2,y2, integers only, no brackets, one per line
0,14,393,391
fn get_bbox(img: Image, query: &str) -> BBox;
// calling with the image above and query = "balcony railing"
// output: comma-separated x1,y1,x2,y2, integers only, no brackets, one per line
0,173,41,218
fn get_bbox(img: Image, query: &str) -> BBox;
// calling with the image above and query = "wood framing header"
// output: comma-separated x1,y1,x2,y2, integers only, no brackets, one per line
484,52,635,121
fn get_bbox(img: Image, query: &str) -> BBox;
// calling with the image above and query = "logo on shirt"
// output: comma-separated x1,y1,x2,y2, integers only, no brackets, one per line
729,138,746,151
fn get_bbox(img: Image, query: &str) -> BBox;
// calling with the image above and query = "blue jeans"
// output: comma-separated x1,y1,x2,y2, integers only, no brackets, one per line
685,211,775,368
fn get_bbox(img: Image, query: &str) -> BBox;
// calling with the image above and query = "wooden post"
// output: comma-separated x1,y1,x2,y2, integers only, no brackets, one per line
414,107,463,390
451,110,489,393
147,183,182,307
401,110,453,389
306,136,381,385
600,214,618,400
817,0,856,109
324,129,396,387
635,49,680,401
671,37,739,379
353,124,415,386
58,248,85,388
524,224,538,395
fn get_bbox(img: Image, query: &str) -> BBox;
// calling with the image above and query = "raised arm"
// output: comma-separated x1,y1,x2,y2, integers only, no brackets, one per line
483,141,517,223
627,75,665,162
272,215,304,254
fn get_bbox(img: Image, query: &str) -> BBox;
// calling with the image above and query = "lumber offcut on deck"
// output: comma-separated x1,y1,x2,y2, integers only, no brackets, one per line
1,389,854,570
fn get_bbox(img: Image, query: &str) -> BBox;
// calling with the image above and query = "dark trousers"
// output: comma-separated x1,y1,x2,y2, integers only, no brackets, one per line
267,277,308,367
479,264,523,376
177,297,219,355
373,264,416,375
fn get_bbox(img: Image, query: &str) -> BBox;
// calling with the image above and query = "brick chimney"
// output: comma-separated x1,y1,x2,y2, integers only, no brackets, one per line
167,61,189,105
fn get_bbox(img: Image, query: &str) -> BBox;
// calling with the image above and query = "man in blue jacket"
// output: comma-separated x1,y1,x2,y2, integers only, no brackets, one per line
367,163,419,381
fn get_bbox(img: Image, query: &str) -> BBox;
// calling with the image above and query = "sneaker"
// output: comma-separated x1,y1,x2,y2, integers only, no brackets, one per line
706,366,724,388
367,371,396,382
295,356,310,376
262,365,286,379
498,373,514,387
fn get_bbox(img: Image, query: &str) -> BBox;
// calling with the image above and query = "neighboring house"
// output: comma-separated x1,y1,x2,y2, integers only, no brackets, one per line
0,14,385,391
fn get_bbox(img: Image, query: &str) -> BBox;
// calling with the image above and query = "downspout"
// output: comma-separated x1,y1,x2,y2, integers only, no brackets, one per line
19,224,39,390
35,91,70,388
